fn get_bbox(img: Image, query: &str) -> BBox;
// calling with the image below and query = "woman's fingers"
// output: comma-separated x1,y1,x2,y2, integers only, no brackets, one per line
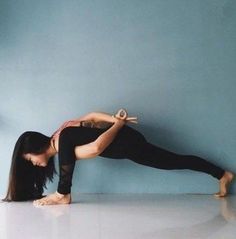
115,109,128,120
127,121,138,124
126,117,137,120
114,109,139,124
114,112,138,123
127,120,138,124
125,117,138,124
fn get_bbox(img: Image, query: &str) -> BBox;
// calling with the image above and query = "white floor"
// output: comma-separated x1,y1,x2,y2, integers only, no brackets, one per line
0,193,236,239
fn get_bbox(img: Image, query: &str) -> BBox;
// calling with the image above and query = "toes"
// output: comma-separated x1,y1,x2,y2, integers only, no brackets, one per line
33,198,49,206
214,192,226,198
214,192,221,197
33,201,43,206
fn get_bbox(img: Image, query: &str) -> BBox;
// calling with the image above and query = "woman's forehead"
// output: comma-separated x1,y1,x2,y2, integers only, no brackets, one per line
22,153,30,158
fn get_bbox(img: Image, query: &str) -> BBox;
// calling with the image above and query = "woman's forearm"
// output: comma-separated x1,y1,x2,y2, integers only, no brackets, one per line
94,120,125,153
92,112,116,124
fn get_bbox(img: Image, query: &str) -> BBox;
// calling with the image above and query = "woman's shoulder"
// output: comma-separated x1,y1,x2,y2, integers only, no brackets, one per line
51,120,82,139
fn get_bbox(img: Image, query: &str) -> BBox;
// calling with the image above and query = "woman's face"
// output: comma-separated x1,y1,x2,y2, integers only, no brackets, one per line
23,153,48,167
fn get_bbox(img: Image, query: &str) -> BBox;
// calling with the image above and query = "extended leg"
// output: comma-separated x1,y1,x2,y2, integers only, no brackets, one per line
127,141,225,180
126,141,235,196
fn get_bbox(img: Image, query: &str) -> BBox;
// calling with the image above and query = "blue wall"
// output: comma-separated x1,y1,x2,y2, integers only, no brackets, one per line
1,0,236,196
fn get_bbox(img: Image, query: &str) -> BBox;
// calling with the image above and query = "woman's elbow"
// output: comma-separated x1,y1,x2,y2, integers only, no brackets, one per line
95,144,108,156
94,143,102,154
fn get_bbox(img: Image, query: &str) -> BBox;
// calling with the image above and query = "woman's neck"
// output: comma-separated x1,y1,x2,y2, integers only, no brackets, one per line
46,139,58,158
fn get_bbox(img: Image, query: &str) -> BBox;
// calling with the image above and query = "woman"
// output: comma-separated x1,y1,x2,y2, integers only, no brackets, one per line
2,109,234,205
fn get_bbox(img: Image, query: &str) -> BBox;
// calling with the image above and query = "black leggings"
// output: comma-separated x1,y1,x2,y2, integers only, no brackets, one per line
100,125,225,180
57,125,225,194
125,141,225,180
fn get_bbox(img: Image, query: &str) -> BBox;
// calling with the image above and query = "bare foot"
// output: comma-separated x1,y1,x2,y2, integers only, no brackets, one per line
33,192,71,206
214,171,234,198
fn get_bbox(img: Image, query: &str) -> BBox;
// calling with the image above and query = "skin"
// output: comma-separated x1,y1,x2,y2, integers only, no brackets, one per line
23,110,235,206
214,171,234,198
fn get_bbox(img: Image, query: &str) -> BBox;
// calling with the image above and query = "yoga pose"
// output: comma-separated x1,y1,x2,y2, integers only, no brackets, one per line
2,109,234,205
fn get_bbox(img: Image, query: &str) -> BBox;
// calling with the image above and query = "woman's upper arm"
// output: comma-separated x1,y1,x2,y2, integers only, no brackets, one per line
74,112,95,122
74,142,99,159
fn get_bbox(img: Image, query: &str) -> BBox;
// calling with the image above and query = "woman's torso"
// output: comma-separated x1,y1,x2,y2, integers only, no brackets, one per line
52,120,147,159
51,120,113,152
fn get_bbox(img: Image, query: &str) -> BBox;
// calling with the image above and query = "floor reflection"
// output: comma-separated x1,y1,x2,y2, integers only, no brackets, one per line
0,194,235,239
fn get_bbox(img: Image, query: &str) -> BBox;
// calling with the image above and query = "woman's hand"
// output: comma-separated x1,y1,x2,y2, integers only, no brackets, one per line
33,191,71,206
114,109,138,124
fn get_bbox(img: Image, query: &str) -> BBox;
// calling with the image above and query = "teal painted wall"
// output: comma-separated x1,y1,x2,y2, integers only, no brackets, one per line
0,0,235,196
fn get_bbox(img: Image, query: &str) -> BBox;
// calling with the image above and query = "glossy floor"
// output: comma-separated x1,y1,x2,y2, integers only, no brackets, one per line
0,193,236,239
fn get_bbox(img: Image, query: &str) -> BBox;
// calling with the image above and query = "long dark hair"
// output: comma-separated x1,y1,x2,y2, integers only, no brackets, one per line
2,131,57,202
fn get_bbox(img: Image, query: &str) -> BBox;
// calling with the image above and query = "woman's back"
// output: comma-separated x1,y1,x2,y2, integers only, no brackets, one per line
58,124,147,159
